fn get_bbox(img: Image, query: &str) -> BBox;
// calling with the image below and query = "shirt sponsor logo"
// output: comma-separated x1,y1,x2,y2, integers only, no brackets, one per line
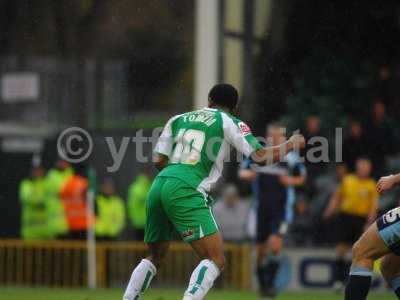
384,207,400,224
238,122,251,136
181,229,195,239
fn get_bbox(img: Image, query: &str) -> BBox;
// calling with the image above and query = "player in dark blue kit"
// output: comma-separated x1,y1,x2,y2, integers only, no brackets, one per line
344,171,400,300
239,123,306,297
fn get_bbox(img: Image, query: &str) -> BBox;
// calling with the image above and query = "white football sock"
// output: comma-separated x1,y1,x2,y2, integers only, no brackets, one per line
183,259,220,300
122,259,157,300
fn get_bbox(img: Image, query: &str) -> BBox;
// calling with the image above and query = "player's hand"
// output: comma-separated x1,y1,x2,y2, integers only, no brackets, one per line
377,175,396,194
279,174,290,187
238,169,257,181
288,134,306,150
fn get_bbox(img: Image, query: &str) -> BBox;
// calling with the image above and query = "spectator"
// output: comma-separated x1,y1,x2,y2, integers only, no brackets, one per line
312,163,348,245
60,167,92,239
95,178,126,240
303,115,325,198
342,119,369,171
319,163,349,199
213,184,249,243
289,198,313,246
323,157,378,290
364,100,397,178
127,168,152,240
376,64,400,113
19,165,49,240
45,159,72,238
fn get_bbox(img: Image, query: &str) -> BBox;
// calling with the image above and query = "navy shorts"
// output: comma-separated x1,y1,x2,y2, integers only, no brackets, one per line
256,214,288,243
377,207,400,255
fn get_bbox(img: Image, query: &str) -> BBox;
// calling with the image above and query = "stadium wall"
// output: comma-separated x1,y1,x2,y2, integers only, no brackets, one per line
280,249,383,291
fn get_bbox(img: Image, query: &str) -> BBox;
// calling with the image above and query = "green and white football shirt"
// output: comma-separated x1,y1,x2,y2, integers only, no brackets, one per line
154,107,263,193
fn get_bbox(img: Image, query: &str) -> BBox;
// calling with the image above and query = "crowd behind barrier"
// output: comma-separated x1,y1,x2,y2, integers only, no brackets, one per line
19,101,397,246
17,99,400,247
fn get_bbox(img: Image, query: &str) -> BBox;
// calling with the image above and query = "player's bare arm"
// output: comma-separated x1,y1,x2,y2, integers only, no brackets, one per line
279,173,306,187
377,173,400,194
238,168,257,181
251,134,305,165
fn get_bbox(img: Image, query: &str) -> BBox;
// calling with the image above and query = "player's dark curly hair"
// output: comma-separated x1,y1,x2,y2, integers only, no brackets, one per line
208,83,238,110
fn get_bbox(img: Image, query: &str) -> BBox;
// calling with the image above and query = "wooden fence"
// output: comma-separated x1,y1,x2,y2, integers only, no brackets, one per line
0,240,251,289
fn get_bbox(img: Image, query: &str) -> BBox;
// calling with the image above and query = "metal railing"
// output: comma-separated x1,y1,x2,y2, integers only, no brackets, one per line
0,239,251,289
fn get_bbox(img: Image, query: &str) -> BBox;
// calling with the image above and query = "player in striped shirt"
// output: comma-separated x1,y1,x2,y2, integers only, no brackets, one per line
122,84,305,300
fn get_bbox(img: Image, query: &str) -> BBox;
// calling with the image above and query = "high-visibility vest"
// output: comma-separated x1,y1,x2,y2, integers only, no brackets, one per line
19,178,49,239
127,175,151,229
60,175,93,231
45,168,73,236
95,194,126,238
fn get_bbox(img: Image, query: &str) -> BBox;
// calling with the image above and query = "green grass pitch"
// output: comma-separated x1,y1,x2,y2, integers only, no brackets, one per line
0,288,395,300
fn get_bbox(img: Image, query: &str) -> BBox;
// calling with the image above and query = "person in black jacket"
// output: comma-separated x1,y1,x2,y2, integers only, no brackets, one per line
343,119,369,172
364,100,397,178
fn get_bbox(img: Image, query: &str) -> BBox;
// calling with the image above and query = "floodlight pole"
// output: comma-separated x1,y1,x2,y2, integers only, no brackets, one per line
194,0,220,109
87,168,97,289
